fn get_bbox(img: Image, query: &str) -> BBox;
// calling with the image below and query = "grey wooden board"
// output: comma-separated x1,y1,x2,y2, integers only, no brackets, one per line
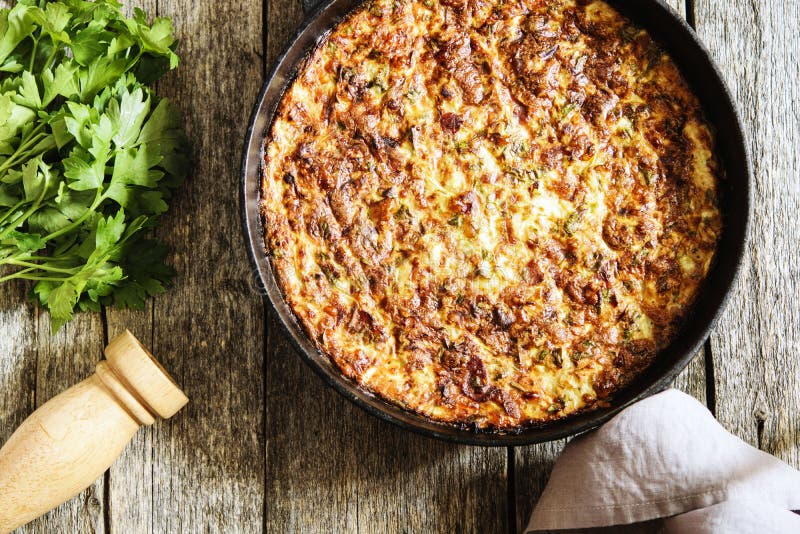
696,0,800,465
103,3,157,531
0,281,38,527
131,0,268,531
31,318,108,533
1,0,796,532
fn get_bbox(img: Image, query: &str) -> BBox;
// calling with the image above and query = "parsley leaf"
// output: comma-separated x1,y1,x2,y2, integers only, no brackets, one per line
0,0,189,333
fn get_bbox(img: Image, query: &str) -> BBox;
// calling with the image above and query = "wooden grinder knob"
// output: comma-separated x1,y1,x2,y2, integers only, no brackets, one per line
0,330,188,533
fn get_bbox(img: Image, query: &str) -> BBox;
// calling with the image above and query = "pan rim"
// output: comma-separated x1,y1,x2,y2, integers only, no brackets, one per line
241,0,752,446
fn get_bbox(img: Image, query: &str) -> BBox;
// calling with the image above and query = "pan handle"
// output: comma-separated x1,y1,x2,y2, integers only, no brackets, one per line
302,0,326,16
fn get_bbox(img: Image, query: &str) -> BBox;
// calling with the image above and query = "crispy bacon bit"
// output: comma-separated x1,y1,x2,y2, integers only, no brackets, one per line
436,35,485,104
438,375,459,407
462,355,493,401
498,390,521,419
440,112,463,132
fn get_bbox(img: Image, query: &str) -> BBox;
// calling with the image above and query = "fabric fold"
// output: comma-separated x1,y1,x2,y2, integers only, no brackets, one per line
525,389,800,533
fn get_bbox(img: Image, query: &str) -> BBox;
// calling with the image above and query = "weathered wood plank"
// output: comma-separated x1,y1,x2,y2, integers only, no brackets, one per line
102,2,160,532
0,282,36,467
512,1,706,531
673,349,708,405
138,0,267,531
0,285,40,533
26,316,107,534
264,2,507,532
265,310,509,533
513,438,564,534
696,0,800,465
105,314,156,534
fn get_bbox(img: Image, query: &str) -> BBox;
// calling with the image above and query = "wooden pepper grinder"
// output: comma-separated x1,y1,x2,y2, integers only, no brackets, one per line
0,330,188,533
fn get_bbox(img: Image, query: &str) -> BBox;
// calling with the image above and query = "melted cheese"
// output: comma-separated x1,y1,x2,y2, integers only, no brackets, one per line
261,0,722,429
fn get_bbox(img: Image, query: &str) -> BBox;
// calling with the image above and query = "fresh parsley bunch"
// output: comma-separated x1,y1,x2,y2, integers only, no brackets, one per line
0,0,189,332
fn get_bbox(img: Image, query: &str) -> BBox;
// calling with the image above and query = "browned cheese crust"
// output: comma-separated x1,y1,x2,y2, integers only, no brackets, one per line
261,0,722,429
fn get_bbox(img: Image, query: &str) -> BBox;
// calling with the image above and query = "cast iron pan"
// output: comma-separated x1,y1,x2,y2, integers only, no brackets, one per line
242,0,751,445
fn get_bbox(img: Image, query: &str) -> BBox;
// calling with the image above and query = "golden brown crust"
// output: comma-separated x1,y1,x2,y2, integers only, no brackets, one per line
261,0,722,429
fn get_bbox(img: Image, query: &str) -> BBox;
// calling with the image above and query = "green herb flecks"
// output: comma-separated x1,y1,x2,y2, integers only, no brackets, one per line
563,211,583,237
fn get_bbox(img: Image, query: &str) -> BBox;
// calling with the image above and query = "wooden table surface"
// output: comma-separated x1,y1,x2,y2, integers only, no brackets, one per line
1,0,796,532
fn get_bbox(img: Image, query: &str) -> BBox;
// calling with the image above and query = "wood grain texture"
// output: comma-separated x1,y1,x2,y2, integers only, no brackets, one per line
27,316,107,534
105,319,156,533
512,1,704,531
265,311,509,533
102,0,160,528
512,439,563,534
673,349,708,405
102,1,162,531
144,0,268,531
0,282,35,449
696,0,800,465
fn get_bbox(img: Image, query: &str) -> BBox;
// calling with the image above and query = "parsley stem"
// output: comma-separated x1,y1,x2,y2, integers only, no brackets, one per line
20,254,79,262
0,266,36,282
0,199,27,228
0,158,53,241
0,258,80,274
40,188,104,243
28,37,38,72
0,196,46,242
0,124,49,175
0,270,72,283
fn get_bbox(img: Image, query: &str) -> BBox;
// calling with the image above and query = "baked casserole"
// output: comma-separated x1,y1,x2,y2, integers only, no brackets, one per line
261,0,722,429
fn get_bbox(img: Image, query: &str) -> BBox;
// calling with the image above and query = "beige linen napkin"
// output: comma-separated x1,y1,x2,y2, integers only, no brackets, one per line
525,389,800,533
